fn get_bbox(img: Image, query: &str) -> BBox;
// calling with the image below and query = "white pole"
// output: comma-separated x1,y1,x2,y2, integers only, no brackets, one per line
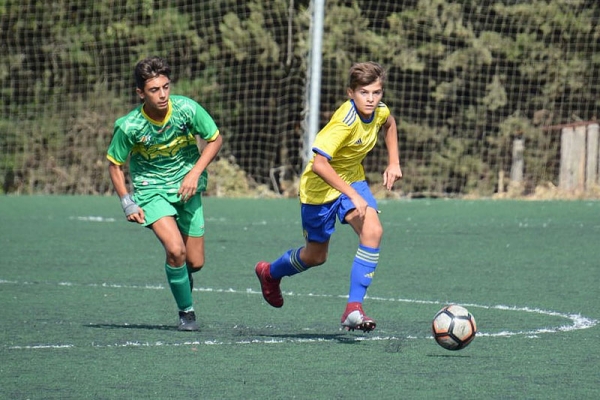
303,0,325,167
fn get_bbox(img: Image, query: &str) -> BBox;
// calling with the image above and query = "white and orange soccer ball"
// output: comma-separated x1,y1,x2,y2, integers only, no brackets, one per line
432,305,477,351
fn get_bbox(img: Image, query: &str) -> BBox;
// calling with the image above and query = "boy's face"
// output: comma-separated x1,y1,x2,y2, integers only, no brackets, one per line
137,74,171,119
347,79,384,119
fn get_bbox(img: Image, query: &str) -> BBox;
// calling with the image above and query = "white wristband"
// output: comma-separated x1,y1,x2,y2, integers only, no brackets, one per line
120,194,140,216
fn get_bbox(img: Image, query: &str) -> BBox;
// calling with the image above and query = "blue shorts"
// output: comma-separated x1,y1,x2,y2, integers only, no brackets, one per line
301,180,377,243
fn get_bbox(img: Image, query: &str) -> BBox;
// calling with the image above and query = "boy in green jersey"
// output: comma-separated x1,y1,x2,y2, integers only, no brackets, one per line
255,62,402,332
107,56,222,331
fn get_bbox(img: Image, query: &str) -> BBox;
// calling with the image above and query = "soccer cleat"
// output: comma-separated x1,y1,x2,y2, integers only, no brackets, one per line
341,302,376,332
255,261,283,308
178,311,199,331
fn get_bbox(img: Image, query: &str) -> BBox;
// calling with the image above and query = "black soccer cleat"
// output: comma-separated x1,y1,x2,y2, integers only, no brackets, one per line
178,311,199,331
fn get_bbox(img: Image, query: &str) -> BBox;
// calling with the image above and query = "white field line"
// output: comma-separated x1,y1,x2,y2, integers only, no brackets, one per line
1,279,597,350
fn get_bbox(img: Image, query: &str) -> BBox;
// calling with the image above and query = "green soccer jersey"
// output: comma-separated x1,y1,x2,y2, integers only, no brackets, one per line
107,95,219,195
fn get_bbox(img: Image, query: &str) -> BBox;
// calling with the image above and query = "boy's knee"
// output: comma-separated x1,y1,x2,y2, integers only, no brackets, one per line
187,263,204,273
166,246,187,267
305,253,328,267
367,224,383,242
374,221,384,236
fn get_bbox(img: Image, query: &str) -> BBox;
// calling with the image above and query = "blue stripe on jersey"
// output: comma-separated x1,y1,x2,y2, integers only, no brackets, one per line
342,106,357,126
312,147,332,160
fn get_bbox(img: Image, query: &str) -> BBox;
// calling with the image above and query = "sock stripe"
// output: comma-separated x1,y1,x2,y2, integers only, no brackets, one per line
290,248,307,273
348,246,379,303
356,248,379,263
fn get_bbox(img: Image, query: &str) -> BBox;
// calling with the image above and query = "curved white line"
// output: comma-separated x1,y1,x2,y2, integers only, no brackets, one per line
1,279,597,348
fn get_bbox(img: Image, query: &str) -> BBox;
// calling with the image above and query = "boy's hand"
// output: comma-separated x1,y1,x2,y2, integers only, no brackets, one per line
350,194,369,219
178,172,200,202
120,194,145,224
383,164,403,190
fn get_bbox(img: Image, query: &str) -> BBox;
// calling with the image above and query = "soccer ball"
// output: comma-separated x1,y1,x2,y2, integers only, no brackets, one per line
431,305,477,351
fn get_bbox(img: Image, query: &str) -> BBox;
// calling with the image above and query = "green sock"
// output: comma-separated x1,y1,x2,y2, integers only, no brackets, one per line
165,263,193,312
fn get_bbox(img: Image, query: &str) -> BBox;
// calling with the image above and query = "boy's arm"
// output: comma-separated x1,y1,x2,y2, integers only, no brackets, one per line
108,161,145,224
381,115,403,190
312,154,369,219
108,162,129,198
178,133,223,202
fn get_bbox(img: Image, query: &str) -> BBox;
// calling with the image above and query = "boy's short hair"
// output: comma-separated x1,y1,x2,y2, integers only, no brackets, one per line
134,56,171,89
347,61,386,90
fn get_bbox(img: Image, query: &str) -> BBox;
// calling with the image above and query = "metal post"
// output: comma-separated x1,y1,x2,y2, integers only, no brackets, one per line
302,0,325,167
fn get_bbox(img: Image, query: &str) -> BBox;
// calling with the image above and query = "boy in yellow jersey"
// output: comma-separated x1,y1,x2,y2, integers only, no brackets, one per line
255,61,402,332
107,57,222,331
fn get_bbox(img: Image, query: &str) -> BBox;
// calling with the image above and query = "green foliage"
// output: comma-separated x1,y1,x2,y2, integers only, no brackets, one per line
0,86,129,194
0,0,598,196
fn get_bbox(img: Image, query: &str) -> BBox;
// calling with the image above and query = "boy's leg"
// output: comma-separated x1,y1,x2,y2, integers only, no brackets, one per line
273,202,336,278
183,235,205,290
152,216,197,330
179,194,206,291
256,242,327,308
339,184,382,332
164,259,198,331
340,242,380,332
164,262,194,312
139,193,199,330
255,203,335,308
176,193,204,289
270,246,310,279
174,194,207,330
348,244,379,303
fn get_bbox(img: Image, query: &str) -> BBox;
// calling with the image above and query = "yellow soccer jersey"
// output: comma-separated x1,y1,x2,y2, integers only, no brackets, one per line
300,100,390,204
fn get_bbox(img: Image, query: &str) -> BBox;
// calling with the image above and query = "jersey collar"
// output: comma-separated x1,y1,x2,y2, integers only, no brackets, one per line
350,99,375,123
141,99,172,125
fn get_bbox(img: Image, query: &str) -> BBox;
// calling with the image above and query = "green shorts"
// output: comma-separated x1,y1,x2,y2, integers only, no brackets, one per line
133,190,205,237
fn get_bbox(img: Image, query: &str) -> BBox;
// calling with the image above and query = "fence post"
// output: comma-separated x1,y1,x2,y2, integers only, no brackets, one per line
559,126,586,191
586,123,599,189
509,138,524,193
559,127,574,190
574,125,587,191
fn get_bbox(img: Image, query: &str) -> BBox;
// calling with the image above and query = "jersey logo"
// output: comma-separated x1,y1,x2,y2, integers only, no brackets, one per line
157,125,172,133
140,134,152,144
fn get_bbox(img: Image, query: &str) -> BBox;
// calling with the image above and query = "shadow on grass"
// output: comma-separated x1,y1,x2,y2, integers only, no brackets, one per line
86,324,377,344
258,332,367,344
86,323,175,331
426,353,472,358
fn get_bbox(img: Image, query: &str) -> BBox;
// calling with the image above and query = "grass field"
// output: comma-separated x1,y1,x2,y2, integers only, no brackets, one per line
1,196,599,399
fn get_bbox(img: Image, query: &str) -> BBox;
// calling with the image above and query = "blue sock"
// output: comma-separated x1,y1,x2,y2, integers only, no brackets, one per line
348,245,379,303
270,247,309,279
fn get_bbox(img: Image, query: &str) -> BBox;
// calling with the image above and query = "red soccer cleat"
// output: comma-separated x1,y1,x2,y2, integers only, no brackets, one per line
341,302,376,332
255,261,283,308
